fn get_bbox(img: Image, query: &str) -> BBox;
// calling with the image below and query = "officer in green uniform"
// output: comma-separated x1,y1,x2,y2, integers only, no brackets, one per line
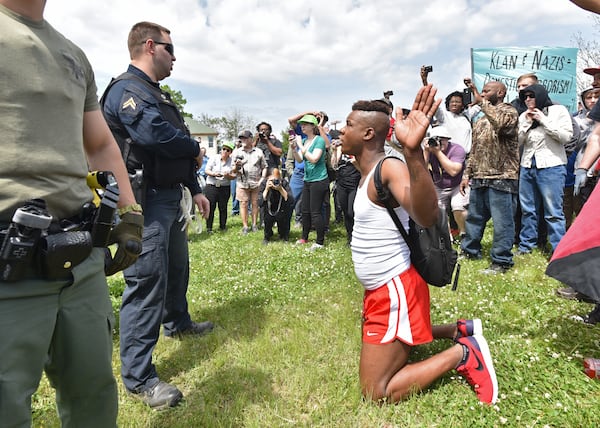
0,1,143,426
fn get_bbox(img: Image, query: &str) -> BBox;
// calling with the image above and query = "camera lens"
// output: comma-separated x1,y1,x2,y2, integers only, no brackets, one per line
272,179,280,186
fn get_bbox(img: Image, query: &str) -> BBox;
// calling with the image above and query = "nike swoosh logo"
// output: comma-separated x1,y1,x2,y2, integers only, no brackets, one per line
366,331,378,337
473,351,485,371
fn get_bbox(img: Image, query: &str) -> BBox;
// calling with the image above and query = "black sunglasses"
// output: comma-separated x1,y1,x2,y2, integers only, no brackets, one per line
222,147,232,152
143,40,174,56
524,93,535,99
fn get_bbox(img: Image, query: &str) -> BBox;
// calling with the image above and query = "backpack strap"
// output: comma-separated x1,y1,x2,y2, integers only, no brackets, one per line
373,157,413,249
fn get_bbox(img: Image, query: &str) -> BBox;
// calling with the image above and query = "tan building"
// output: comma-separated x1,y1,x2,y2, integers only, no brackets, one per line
184,117,220,157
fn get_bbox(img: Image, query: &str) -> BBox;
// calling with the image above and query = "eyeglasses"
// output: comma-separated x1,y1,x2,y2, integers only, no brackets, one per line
222,147,232,152
142,40,174,56
524,93,535,99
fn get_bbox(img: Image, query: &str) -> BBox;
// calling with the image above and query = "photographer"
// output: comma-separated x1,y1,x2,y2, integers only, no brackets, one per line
255,122,283,173
258,168,294,243
232,130,267,234
205,142,237,233
423,126,468,239
421,66,472,154
290,114,329,250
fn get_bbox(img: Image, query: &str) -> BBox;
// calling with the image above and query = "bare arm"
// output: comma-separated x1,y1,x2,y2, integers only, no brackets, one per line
83,110,137,208
426,145,464,177
288,110,319,128
385,84,441,227
571,0,600,13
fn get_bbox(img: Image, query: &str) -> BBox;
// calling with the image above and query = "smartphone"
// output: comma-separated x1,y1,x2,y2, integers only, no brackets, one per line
423,65,433,73
462,88,472,106
288,128,296,137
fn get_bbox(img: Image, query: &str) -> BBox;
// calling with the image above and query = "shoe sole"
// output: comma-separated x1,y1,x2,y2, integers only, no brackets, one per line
472,335,498,404
470,319,483,336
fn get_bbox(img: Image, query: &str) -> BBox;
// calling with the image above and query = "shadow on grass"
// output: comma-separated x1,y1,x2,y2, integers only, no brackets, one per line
143,366,276,428
153,294,268,386
138,296,274,427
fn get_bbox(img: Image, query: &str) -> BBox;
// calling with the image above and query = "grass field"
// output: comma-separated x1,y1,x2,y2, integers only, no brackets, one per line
31,211,600,427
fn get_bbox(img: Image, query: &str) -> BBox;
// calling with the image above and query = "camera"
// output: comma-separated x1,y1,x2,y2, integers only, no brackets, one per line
423,65,433,73
272,178,280,186
427,136,441,147
383,90,394,98
258,131,267,139
235,154,244,162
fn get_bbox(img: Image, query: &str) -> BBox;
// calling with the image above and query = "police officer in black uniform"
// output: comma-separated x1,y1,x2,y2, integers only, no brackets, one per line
102,21,213,409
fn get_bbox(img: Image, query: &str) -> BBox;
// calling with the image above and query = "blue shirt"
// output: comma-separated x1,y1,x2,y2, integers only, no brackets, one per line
102,65,199,160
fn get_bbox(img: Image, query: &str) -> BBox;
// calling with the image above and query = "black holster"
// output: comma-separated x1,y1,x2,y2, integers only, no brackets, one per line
129,169,146,209
40,231,93,280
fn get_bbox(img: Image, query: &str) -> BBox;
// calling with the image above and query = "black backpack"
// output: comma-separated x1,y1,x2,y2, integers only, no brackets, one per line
373,157,459,288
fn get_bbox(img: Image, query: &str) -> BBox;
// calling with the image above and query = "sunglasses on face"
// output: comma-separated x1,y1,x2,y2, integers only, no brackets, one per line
142,40,174,56
524,93,535,99
222,147,232,152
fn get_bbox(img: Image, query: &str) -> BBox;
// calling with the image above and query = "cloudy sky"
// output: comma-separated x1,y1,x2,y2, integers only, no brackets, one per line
45,0,596,134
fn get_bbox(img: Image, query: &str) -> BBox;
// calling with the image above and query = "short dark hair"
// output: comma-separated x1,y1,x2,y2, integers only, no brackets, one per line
256,122,272,133
445,91,464,111
128,22,170,58
352,100,391,139
352,100,391,115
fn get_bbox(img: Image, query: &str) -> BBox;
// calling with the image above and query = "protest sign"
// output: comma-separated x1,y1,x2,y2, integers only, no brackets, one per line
471,47,578,112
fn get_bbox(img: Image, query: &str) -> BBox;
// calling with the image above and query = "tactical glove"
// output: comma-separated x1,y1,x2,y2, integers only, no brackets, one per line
574,168,589,196
104,212,144,276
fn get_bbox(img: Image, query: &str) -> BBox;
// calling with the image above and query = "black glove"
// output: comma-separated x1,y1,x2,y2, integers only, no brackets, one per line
104,212,143,276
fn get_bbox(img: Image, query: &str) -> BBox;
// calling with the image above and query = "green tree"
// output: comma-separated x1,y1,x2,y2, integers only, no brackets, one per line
197,109,255,141
160,84,192,118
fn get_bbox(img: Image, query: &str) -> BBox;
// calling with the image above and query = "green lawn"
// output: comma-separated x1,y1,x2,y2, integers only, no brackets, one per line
32,212,600,427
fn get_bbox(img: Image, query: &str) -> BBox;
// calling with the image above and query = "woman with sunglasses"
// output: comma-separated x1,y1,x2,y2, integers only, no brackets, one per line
516,84,573,255
204,142,237,233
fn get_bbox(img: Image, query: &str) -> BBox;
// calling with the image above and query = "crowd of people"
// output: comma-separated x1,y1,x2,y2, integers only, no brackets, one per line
3,0,600,425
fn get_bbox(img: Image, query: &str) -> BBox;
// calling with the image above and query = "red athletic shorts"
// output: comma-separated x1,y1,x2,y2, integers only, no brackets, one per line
362,265,433,345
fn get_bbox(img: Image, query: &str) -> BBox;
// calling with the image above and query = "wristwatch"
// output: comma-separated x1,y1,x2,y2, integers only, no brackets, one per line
117,203,143,216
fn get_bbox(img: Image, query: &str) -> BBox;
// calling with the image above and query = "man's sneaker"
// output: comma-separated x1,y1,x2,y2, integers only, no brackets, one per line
251,224,259,232
295,238,308,245
308,243,324,251
241,227,249,235
130,381,183,410
455,318,483,340
456,335,498,404
480,263,511,275
458,250,481,261
556,286,597,303
165,321,214,338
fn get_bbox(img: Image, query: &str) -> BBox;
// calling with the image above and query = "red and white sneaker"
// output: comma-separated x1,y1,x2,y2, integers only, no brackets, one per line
456,335,498,404
455,318,483,340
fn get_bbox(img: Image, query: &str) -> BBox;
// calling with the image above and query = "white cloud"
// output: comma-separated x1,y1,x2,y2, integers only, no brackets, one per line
44,0,596,132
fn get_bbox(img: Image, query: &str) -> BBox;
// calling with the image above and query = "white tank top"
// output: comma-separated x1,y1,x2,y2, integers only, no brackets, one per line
351,163,411,290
